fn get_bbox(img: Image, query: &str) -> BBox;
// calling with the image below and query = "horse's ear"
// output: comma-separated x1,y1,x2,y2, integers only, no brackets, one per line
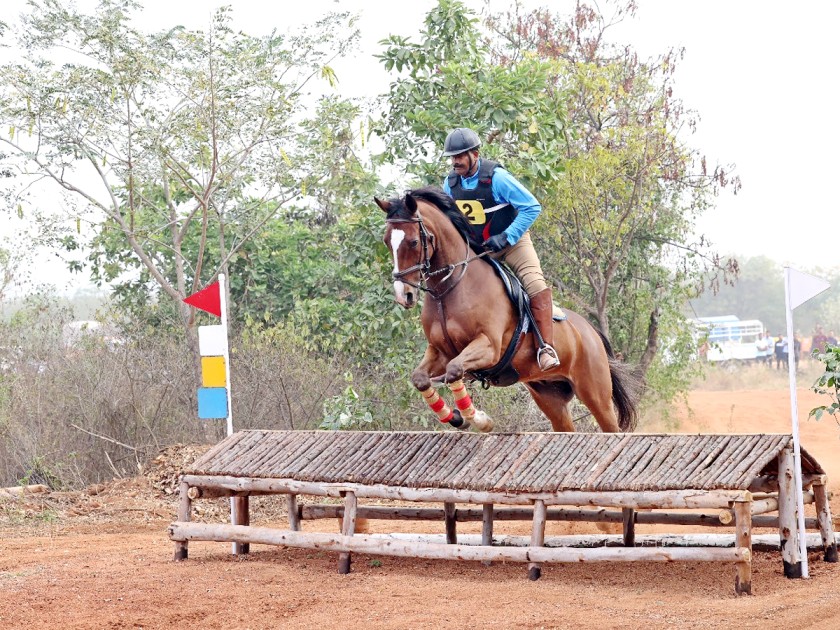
405,194,418,215
374,197,390,213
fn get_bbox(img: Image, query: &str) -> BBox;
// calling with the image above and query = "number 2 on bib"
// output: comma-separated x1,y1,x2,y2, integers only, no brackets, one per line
455,200,486,225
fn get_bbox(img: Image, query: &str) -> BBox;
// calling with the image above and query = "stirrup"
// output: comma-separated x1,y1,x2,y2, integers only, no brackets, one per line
537,345,560,371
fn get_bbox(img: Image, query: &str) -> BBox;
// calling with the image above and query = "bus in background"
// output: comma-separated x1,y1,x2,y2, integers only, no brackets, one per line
693,316,766,364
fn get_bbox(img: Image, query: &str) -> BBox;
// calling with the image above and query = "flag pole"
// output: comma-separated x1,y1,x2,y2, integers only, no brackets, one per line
218,273,233,437
784,267,809,578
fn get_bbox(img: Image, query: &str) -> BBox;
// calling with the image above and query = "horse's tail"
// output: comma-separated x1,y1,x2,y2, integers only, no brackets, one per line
595,329,639,432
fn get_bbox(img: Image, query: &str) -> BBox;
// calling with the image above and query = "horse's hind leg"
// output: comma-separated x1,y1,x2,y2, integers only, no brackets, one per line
574,372,621,433
525,381,576,432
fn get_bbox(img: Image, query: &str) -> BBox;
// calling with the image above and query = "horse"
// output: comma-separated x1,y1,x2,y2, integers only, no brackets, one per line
376,186,637,433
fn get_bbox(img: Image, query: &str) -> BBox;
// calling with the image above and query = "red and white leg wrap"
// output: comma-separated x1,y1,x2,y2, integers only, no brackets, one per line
448,380,476,423
421,386,454,423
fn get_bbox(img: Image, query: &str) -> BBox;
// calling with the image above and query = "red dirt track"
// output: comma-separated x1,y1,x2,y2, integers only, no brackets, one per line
3,386,840,629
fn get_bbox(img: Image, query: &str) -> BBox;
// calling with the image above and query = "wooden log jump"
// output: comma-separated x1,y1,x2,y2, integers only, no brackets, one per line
169,430,837,596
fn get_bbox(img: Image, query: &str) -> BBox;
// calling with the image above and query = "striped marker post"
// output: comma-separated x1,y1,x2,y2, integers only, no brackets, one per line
184,275,233,437
184,274,244,553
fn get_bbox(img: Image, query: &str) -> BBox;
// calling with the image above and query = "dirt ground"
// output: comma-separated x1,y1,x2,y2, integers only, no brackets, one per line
3,381,840,629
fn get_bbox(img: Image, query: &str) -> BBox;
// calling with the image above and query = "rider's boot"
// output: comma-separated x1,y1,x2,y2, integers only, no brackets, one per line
530,287,560,371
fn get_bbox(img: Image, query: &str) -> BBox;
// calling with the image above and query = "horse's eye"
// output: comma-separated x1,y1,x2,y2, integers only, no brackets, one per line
409,239,419,248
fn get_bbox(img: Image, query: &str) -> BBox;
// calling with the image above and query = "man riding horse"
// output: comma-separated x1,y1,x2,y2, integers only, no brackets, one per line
442,127,560,372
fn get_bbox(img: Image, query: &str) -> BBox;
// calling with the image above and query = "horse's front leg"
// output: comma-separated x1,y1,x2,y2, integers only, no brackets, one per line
443,335,497,433
410,346,462,428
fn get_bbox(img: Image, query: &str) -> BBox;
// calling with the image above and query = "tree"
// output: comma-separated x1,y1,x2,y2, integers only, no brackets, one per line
378,1,738,399
0,0,359,333
376,0,568,184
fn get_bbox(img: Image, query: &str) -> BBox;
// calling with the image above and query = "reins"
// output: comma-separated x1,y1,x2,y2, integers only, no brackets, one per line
386,215,490,300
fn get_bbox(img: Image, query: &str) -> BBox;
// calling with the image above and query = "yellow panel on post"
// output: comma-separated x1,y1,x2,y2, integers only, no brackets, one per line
201,356,227,388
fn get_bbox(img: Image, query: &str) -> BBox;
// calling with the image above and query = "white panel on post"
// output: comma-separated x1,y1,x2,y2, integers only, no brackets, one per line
198,324,228,357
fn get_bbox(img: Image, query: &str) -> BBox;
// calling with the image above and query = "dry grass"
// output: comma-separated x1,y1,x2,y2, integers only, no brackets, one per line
690,359,824,391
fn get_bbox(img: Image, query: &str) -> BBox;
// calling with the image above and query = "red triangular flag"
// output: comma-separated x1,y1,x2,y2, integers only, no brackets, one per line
183,281,222,317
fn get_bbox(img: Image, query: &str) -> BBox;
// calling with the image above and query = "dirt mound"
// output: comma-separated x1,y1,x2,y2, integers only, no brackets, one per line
142,443,212,496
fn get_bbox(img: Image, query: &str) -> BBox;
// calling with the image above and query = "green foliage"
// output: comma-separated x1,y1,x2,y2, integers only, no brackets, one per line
376,0,568,185
320,373,375,430
810,344,840,422
0,0,362,329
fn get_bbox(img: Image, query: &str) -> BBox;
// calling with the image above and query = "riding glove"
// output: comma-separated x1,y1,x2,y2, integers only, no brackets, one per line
483,233,509,252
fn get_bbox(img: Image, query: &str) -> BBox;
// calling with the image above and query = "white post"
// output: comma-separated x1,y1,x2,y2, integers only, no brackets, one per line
784,267,809,578
218,273,238,553
218,273,233,437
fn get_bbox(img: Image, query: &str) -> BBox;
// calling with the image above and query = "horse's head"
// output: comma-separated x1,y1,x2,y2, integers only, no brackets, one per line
376,193,435,309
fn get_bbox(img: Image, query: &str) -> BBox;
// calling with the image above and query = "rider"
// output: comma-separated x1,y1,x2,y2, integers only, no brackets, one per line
441,127,560,371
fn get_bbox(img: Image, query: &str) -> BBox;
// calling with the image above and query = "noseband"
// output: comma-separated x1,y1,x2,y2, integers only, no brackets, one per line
386,215,487,300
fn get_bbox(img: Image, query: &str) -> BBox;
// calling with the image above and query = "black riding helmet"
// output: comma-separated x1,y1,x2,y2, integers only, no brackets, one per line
442,127,481,157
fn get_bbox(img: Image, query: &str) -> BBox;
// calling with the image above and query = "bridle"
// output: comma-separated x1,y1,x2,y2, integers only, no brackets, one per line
386,215,488,301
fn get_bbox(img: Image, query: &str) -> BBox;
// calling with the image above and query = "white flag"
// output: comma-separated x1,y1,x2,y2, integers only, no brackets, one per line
787,267,831,310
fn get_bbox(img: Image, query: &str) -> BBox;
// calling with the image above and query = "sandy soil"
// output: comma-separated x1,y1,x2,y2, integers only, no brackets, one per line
3,384,840,629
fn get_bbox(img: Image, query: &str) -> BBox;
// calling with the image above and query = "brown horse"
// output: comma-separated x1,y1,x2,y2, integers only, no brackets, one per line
376,186,637,433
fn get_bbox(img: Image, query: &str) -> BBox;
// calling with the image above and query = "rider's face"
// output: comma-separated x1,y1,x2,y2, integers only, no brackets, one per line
451,150,478,177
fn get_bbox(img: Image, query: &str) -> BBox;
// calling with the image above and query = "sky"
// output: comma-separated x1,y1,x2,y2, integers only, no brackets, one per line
1,0,838,296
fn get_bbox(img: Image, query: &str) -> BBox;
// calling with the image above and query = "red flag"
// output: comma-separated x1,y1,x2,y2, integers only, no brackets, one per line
183,281,222,317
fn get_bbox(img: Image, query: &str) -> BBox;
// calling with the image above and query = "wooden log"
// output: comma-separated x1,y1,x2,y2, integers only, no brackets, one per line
812,482,838,562
748,473,825,493
0,484,50,496
179,474,751,509
481,503,494,567
444,502,457,544
232,496,250,555
364,531,839,552
622,508,635,547
297,504,816,530
777,446,802,578
287,495,300,531
174,480,191,561
749,496,779,516
529,500,547,580
338,492,357,574
169,522,751,564
733,500,752,595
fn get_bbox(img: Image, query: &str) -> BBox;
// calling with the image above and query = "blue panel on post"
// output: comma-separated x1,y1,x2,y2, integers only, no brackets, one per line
197,387,228,419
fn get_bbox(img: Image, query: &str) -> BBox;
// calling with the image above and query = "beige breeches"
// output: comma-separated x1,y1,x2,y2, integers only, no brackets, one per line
492,231,548,297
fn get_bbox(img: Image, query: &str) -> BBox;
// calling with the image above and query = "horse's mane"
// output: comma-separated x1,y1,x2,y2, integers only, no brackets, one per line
386,186,479,250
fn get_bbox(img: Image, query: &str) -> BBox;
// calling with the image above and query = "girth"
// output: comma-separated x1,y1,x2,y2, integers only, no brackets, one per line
468,259,530,387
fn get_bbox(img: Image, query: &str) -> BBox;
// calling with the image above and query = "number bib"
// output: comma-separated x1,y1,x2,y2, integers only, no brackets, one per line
455,199,486,225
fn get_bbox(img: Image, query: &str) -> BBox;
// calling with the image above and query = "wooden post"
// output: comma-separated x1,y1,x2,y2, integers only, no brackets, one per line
733,499,752,595
812,482,838,562
232,496,250,555
778,446,802,578
338,491,357,574
174,479,191,561
528,499,547,581
444,502,457,544
287,494,300,531
622,508,635,547
481,503,494,567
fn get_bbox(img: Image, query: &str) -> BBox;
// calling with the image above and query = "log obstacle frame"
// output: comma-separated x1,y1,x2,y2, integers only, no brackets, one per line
169,431,838,595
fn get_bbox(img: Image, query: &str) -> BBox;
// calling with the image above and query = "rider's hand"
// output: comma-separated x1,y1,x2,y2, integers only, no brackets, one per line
483,233,509,252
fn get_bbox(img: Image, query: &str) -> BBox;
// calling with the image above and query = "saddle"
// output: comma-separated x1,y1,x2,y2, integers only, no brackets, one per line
468,259,566,387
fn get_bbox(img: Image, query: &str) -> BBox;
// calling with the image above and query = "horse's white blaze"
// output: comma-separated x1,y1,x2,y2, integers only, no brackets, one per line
390,228,408,301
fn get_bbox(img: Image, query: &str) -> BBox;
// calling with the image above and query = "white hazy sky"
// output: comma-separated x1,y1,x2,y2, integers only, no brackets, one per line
1,0,838,295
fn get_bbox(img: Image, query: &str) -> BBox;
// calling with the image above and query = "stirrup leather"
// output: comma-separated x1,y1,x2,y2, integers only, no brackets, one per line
537,344,560,370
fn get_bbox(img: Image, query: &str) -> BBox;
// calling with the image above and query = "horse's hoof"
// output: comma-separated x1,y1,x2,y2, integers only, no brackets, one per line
471,411,494,433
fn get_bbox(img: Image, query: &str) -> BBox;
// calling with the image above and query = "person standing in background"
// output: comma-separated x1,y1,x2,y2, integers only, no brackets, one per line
774,335,786,370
